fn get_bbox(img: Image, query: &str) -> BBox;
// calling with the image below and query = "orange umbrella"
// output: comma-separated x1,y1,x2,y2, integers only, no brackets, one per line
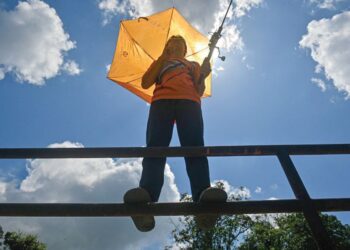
108,7,211,103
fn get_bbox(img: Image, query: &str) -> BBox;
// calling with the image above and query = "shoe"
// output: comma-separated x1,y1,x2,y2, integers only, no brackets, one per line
123,187,155,232
195,187,227,231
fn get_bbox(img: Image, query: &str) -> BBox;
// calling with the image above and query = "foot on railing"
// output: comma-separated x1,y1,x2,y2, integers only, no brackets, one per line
195,187,228,231
124,187,155,232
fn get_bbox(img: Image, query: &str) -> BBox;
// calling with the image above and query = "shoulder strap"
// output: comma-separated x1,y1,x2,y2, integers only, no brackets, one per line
156,58,198,84
172,58,198,82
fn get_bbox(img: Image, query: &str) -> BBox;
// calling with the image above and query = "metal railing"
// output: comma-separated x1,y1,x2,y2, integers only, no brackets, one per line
1,143,350,250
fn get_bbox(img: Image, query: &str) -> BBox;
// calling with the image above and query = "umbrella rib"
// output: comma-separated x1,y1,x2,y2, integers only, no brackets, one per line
165,8,175,42
126,76,142,84
186,46,209,58
121,22,156,62
114,75,143,84
115,72,144,79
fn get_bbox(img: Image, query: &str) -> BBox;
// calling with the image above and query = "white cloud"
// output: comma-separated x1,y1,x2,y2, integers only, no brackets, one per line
217,66,225,71
212,65,225,78
98,0,262,51
213,179,251,200
98,0,153,26
235,0,263,17
0,141,180,250
62,60,82,76
106,63,111,72
217,24,244,51
311,77,327,92
0,68,4,80
315,63,323,73
309,0,346,10
0,0,80,85
231,186,251,199
0,181,6,194
300,11,350,99
208,181,283,229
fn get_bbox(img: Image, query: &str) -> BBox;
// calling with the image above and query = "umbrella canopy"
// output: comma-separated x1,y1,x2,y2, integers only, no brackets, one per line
108,7,211,103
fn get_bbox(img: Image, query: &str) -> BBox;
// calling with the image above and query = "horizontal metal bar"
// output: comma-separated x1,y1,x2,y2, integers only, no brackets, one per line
0,198,349,217
0,144,349,159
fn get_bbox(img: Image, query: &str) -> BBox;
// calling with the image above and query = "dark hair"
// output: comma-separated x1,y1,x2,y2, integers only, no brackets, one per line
165,35,187,56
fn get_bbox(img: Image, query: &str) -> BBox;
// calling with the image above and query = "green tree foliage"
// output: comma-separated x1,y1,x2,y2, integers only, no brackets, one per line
166,182,350,250
0,225,46,250
239,213,350,250
166,182,254,249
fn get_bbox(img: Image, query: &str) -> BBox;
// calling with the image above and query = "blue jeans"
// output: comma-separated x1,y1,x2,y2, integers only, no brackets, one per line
139,99,210,202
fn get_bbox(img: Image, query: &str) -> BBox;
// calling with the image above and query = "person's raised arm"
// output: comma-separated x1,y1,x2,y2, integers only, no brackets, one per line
141,51,168,89
195,58,211,96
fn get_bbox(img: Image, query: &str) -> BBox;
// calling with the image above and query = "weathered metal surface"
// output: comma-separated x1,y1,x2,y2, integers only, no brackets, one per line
0,198,349,217
0,144,349,159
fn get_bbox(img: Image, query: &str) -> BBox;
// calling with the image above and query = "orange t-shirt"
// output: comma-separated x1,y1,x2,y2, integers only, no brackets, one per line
148,58,201,104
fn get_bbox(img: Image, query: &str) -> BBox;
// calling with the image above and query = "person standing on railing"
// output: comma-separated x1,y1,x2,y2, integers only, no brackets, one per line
124,35,227,232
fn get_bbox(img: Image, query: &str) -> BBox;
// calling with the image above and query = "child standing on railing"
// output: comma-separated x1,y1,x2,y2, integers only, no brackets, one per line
124,35,227,232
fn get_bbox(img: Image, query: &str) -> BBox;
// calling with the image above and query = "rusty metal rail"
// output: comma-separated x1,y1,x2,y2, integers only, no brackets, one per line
0,199,349,217
1,144,349,159
1,143,349,250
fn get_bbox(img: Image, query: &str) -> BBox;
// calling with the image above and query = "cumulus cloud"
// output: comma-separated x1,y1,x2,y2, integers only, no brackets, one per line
0,141,180,250
217,23,244,51
234,0,263,17
62,60,82,75
213,179,251,200
309,0,346,10
0,0,81,85
255,186,262,193
300,11,350,99
311,77,327,92
98,0,262,51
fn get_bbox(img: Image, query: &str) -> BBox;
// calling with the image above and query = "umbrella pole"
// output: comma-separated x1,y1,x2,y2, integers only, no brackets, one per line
198,0,234,83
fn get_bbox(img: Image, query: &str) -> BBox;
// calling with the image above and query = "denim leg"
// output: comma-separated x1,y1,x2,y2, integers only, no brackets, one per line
140,100,175,202
175,100,210,202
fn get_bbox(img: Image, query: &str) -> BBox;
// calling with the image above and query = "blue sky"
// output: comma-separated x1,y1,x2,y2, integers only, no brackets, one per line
0,0,349,249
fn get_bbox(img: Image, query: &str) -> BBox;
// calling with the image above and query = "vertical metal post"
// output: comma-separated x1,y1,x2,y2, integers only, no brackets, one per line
277,151,333,250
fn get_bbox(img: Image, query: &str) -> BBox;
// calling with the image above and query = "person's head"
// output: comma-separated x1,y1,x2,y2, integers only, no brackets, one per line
164,35,187,58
